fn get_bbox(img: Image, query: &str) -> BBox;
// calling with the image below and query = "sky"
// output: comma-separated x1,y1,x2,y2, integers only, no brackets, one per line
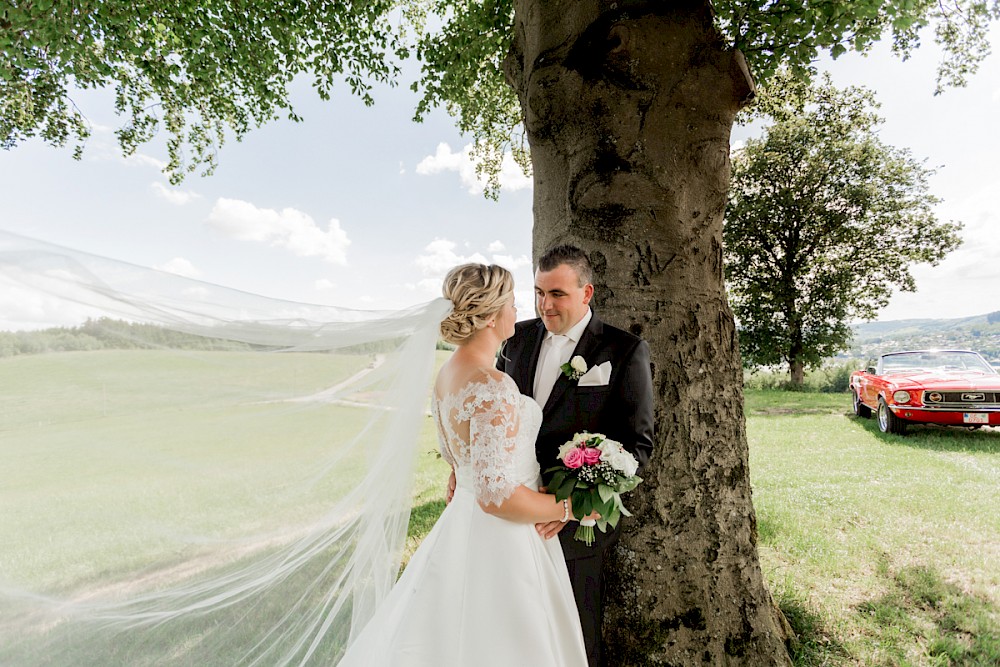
1,23,998,328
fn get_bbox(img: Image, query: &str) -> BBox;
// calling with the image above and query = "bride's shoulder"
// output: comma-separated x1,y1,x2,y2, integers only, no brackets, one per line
464,367,516,397
436,365,516,406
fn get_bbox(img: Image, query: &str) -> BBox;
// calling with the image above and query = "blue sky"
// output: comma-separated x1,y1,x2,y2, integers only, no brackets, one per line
2,25,998,328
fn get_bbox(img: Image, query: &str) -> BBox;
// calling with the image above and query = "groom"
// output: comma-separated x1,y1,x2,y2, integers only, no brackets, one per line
500,244,654,667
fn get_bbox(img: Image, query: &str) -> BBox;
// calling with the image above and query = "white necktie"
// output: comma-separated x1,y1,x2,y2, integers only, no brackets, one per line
534,334,570,408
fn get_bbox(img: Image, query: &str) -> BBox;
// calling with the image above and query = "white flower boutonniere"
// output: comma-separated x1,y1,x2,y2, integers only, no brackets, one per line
560,355,588,381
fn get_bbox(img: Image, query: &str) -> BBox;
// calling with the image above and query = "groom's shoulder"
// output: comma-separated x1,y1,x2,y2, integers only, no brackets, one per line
594,316,643,344
512,318,541,337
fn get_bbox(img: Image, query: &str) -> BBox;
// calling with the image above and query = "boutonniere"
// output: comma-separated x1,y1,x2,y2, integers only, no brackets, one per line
560,355,588,381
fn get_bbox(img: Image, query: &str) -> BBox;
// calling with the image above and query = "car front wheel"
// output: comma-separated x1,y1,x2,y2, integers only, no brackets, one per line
877,398,908,435
853,390,872,418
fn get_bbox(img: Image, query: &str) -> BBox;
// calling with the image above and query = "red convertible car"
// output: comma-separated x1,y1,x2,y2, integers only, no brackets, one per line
850,350,1000,434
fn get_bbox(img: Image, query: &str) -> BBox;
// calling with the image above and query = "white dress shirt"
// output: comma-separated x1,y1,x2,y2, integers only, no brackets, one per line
533,309,593,408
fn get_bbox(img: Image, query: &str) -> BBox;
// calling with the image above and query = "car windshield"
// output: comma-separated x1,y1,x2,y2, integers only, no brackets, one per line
880,352,995,374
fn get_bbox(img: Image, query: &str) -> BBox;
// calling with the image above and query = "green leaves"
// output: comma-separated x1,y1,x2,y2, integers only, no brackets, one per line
725,73,963,379
716,0,998,93
3,1,995,186
1,0,404,182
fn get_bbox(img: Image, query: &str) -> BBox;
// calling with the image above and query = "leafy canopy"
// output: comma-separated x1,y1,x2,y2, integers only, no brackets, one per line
724,72,963,372
2,0,997,186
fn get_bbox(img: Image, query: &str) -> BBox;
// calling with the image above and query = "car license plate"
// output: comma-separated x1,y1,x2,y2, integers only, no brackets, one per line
963,413,989,424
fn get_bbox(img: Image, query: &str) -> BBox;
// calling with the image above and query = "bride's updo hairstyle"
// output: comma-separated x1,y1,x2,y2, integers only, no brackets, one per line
440,263,514,346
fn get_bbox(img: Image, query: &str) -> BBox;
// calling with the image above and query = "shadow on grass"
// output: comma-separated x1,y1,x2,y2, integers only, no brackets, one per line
851,414,1000,455
744,390,850,417
400,497,447,572
857,562,1000,666
771,584,850,666
407,497,446,542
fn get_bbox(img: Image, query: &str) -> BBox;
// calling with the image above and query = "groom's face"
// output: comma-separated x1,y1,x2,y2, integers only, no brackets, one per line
534,263,593,335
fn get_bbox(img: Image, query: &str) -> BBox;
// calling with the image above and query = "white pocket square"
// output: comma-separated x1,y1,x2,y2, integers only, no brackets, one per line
578,361,612,387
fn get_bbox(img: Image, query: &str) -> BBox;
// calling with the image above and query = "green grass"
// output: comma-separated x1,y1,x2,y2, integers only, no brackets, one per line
0,349,453,665
3,351,997,665
0,349,451,591
747,389,1000,666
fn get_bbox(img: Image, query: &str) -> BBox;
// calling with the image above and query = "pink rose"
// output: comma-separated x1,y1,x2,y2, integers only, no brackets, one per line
582,447,602,465
563,447,585,469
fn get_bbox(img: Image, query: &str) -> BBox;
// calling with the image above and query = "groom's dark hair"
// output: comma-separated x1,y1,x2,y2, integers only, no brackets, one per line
538,245,592,287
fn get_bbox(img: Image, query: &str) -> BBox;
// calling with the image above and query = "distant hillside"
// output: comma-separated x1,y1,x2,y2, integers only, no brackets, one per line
847,311,1000,362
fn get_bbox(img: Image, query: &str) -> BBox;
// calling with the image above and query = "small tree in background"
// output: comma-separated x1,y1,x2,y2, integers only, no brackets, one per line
725,73,963,386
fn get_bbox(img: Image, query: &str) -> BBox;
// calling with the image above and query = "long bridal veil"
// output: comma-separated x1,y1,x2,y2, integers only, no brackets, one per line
0,230,451,665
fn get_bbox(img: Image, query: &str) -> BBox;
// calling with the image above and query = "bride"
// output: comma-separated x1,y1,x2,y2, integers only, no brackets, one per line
338,263,588,665
0,232,586,665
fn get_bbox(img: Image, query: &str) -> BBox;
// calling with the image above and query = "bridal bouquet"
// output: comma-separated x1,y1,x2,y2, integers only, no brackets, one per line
546,432,642,546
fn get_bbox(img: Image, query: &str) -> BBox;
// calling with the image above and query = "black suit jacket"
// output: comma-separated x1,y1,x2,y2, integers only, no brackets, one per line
499,314,654,560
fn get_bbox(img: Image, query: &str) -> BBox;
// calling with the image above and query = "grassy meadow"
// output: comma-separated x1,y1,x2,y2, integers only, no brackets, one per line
409,387,1000,665
0,349,452,593
746,390,999,666
2,349,998,665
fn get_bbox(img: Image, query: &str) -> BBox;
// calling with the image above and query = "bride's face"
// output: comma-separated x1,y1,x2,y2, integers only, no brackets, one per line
493,296,517,341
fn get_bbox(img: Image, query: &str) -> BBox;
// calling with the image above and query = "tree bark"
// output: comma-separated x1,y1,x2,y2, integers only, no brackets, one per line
789,359,805,387
505,1,792,664
788,331,805,387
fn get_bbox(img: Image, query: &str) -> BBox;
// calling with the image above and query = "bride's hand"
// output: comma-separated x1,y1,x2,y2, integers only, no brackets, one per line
445,468,456,505
535,500,601,539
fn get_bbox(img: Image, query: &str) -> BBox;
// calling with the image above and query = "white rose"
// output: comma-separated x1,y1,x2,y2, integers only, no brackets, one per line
608,450,639,477
570,356,588,374
598,439,621,455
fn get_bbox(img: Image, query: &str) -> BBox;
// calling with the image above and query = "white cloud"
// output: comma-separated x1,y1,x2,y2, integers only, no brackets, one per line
87,142,169,170
151,182,199,205
415,238,488,276
182,286,210,300
206,198,350,265
488,240,506,252
315,279,336,291
416,143,532,194
410,238,533,298
129,153,168,170
880,206,1000,320
491,254,532,271
0,277,104,330
156,257,202,279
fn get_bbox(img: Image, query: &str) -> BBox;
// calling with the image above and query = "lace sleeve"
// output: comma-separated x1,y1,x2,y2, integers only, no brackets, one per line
431,397,456,469
468,376,522,507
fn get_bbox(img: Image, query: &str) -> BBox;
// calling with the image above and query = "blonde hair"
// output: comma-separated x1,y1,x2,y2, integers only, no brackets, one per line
440,263,514,345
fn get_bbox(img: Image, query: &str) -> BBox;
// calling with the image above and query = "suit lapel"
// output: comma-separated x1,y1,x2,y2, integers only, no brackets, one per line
542,315,604,415
511,320,546,397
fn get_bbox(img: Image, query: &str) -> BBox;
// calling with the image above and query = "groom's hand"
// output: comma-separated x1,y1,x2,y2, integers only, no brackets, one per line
446,468,456,505
535,520,566,539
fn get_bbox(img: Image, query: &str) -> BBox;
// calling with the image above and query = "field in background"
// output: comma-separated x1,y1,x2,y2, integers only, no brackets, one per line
2,351,997,665
0,349,452,592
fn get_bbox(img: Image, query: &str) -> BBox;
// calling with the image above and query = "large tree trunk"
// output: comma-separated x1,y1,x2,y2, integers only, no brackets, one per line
505,1,792,664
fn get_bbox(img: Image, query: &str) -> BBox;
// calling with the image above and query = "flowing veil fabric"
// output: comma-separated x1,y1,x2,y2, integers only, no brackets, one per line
0,230,452,665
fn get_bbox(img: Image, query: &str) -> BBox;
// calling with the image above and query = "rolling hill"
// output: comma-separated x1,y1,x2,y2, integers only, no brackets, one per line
848,311,1000,362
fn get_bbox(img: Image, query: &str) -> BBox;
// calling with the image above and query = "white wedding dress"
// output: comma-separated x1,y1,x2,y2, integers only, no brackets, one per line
337,371,587,666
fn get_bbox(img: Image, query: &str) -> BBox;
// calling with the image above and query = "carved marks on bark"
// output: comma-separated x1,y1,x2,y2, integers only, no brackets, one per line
633,240,674,287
